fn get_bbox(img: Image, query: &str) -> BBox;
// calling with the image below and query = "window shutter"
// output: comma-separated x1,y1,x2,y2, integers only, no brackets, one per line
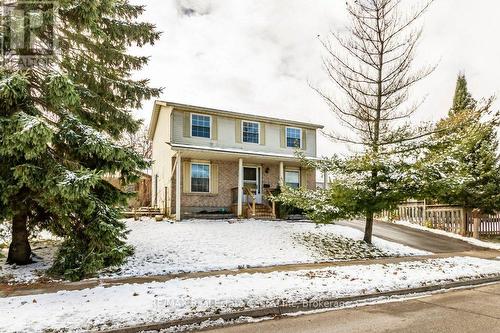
210,163,218,194
211,116,218,140
183,112,191,138
280,126,286,148
182,161,191,193
300,168,308,189
235,119,242,143
260,123,266,145
302,129,307,150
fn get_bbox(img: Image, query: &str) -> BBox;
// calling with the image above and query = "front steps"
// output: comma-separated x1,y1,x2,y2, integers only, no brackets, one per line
245,204,276,219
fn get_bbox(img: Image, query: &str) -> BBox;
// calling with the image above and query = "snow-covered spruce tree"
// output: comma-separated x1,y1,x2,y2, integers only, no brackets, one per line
278,0,435,243
0,1,160,280
418,74,500,213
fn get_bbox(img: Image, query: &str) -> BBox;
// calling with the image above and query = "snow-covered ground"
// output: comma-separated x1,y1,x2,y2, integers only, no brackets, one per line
1,219,429,284
0,241,57,284
103,219,429,278
2,256,499,333
0,227,60,284
395,220,500,250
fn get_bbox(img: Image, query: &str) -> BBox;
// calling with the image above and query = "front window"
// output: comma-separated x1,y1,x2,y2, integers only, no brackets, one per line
285,170,300,189
286,127,301,148
191,163,210,192
191,114,211,138
242,121,259,143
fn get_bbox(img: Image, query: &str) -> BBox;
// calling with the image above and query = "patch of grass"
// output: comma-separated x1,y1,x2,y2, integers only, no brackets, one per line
480,235,500,243
294,232,391,260
0,273,15,284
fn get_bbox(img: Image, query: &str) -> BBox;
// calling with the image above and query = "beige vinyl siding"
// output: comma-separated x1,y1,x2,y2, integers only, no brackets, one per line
150,105,174,213
171,110,317,157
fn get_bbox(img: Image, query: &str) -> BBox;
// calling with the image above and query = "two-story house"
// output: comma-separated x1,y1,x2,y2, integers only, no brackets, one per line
148,101,324,220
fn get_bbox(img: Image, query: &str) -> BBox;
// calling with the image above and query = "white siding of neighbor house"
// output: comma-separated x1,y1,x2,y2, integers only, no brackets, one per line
170,110,317,157
151,105,175,213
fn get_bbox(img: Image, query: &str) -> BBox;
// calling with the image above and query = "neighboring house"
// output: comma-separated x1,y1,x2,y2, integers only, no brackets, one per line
148,101,324,220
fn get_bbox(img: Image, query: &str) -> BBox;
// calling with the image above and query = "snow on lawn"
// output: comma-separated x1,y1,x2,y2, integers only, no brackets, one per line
395,220,500,251
2,256,499,333
103,219,429,278
0,241,58,284
0,226,60,284
1,219,428,284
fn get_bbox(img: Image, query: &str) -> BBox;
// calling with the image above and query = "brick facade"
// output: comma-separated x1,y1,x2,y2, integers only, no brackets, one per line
171,158,316,215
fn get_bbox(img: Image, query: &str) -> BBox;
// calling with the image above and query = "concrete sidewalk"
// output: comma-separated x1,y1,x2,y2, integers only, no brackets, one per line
2,249,499,298
205,282,500,333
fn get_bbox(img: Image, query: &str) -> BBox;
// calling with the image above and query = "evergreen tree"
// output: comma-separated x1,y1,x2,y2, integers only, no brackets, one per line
450,74,476,115
0,1,160,280
418,75,500,213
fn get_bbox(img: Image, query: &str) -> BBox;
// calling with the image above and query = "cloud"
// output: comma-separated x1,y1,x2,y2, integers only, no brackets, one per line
175,0,213,16
132,0,500,157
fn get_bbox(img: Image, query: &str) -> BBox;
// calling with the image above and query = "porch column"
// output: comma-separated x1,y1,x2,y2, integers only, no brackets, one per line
323,170,328,189
237,158,243,217
175,153,181,221
279,161,284,186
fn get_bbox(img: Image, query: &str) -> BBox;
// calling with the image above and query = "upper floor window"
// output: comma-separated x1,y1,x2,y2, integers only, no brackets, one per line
286,127,301,148
191,114,211,138
191,163,210,193
242,121,260,144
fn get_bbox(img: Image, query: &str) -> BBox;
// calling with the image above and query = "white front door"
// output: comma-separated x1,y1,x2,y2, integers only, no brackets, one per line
243,166,262,204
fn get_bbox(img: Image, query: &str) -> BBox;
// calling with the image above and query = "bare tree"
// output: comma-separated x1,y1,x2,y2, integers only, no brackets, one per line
119,123,152,160
317,0,435,243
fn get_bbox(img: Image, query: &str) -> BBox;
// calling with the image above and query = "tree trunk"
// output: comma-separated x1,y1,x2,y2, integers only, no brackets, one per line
364,211,374,244
7,210,31,265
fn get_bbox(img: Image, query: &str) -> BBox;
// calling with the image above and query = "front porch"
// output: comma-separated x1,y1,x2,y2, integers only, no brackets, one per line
168,147,316,220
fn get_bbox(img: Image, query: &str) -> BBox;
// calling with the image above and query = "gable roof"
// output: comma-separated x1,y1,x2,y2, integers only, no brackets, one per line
148,100,324,140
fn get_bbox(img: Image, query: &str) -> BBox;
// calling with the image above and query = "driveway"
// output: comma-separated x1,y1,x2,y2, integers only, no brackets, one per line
206,282,500,333
337,220,486,253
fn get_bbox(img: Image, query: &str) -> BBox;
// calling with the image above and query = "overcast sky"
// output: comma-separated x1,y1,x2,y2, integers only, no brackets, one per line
133,0,500,157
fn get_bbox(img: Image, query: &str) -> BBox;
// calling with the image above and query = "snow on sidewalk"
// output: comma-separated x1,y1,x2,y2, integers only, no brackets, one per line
2,257,499,333
104,219,429,278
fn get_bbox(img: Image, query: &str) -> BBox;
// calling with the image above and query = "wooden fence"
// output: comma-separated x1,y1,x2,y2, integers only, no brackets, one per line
396,201,500,236
471,212,500,236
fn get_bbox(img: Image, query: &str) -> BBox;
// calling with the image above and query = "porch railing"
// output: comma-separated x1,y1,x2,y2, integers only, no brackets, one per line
231,186,256,217
264,188,276,218
243,186,256,217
